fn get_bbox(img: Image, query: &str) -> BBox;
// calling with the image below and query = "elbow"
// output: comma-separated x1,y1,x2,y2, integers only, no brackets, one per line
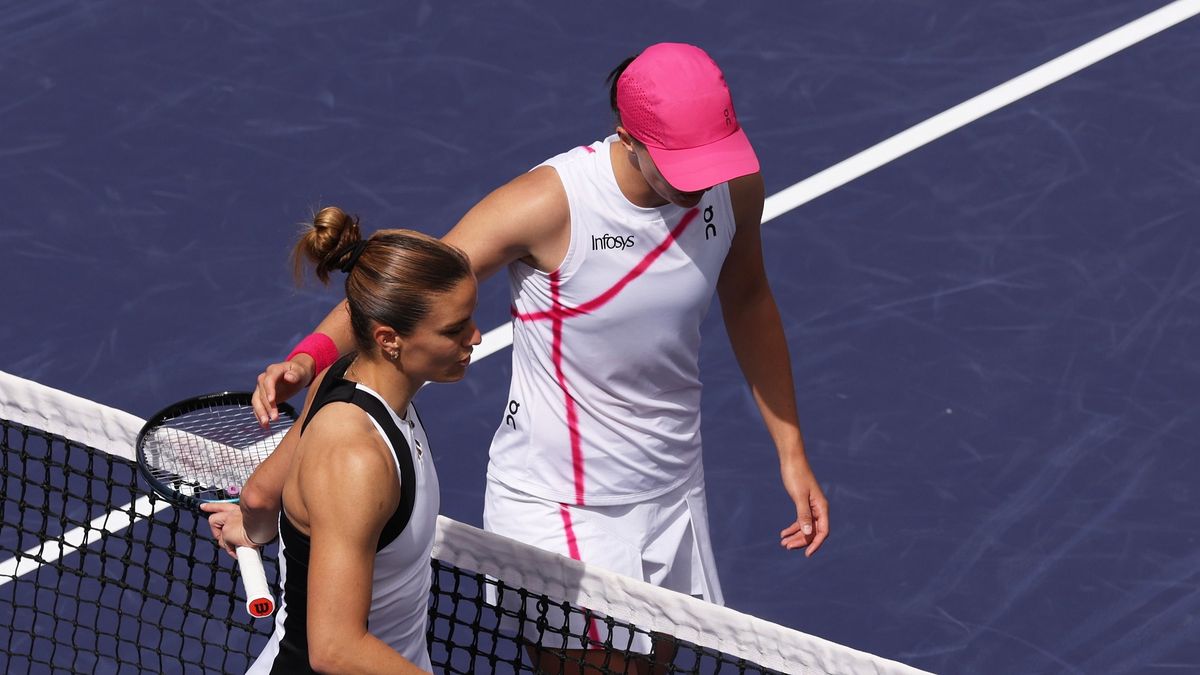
308,640,354,675
722,282,775,319
308,621,365,674
239,480,279,514
307,649,337,674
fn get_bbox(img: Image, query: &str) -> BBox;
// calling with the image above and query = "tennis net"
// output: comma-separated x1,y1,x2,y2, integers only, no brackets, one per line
0,370,926,674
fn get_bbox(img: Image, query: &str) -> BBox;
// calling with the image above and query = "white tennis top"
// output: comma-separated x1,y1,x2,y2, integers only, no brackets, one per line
487,136,737,506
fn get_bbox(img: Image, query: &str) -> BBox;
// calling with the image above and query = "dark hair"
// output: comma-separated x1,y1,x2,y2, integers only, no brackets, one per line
291,206,472,352
606,56,636,123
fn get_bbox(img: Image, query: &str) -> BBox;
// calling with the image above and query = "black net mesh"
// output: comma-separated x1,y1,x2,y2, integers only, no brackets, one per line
2,419,270,673
427,559,784,674
2,417,782,674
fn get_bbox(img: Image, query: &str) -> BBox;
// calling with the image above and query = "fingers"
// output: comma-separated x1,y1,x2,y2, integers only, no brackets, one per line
253,363,287,427
788,497,815,549
776,457,831,556
205,513,224,541
253,367,278,425
780,521,811,550
253,360,314,427
215,534,238,559
780,488,830,555
252,376,272,428
199,503,239,557
804,494,830,558
200,503,236,532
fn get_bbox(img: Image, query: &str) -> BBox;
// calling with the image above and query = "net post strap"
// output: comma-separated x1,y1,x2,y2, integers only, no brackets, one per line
432,516,930,675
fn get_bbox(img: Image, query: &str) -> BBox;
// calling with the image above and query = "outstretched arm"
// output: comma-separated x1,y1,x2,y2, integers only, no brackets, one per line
717,173,829,558
252,166,569,425
441,164,570,278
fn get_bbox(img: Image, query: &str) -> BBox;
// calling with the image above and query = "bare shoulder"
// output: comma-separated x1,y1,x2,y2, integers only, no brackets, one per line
729,171,765,200
444,165,570,278
718,172,769,297
298,404,397,494
495,165,569,216
728,172,765,229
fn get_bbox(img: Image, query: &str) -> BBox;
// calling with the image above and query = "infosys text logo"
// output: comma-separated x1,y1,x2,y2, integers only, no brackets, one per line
592,233,635,251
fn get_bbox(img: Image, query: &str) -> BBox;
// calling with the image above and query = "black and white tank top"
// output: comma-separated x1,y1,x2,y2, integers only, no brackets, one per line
247,354,439,673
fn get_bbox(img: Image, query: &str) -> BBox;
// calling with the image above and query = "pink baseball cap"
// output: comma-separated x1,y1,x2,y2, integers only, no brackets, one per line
616,43,760,192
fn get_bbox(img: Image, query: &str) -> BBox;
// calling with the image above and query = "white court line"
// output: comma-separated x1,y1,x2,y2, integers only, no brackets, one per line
0,496,171,583
474,321,514,363
477,0,1200,359
3,0,1198,588
761,0,1200,223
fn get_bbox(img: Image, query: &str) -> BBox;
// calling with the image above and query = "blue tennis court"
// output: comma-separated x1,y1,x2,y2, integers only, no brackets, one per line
3,1,1198,672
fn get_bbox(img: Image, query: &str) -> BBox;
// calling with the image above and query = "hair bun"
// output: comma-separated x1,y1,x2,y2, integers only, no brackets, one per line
292,206,363,284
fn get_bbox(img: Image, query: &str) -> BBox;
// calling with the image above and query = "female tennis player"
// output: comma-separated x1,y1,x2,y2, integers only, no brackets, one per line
204,206,479,674
250,43,828,672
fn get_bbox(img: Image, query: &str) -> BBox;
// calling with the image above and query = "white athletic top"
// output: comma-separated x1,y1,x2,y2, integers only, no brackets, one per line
249,380,439,674
487,136,737,506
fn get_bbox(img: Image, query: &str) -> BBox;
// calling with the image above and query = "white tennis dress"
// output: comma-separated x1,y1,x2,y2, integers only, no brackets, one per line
484,137,738,651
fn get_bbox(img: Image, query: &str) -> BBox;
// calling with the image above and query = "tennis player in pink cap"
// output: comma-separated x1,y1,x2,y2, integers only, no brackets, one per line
252,42,828,672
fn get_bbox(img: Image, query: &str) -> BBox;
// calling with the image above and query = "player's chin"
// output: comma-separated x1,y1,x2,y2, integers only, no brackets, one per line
436,359,471,382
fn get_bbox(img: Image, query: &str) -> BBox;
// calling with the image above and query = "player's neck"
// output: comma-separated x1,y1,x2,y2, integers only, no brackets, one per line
609,141,668,208
344,357,416,419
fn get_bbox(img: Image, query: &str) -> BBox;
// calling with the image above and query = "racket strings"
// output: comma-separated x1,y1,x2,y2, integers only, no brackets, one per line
143,403,293,502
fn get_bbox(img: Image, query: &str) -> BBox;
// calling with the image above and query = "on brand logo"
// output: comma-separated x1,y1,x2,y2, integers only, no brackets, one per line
504,399,521,429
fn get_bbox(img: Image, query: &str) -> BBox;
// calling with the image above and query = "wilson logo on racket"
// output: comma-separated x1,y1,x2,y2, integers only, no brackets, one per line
250,599,275,618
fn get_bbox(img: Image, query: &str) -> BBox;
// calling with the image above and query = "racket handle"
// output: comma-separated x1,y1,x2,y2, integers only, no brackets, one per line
235,546,276,619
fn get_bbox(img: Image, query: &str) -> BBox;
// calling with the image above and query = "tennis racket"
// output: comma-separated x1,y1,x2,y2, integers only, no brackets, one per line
136,392,296,619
